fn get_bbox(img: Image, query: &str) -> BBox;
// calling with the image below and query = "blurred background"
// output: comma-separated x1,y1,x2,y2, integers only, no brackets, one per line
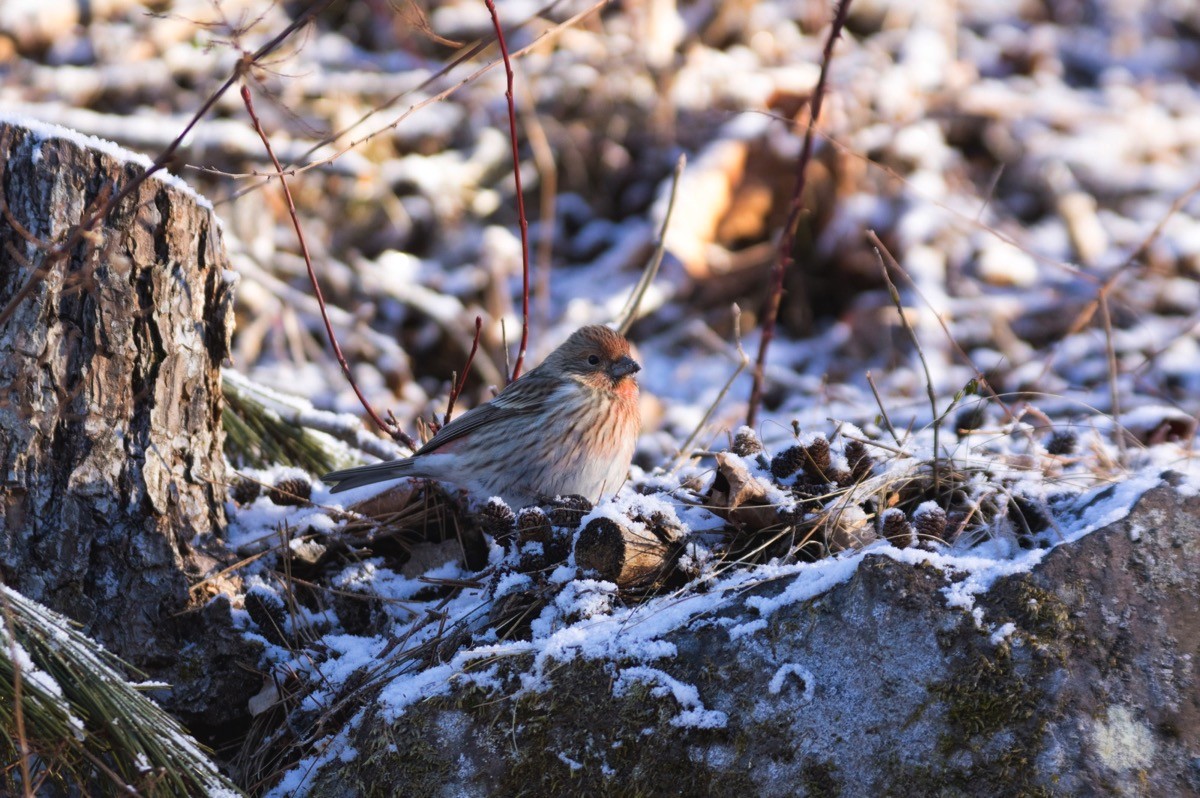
3,0,1200,462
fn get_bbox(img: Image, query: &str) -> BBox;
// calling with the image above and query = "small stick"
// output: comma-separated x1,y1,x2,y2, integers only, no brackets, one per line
1099,293,1128,466
500,318,512,384
673,304,750,469
875,249,941,492
840,432,910,457
865,371,901,445
747,0,852,428
241,85,417,450
617,153,686,335
444,316,484,427
483,0,531,381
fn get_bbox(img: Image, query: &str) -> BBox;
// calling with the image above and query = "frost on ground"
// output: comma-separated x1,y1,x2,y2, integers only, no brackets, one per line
225,422,1198,795
4,0,1199,792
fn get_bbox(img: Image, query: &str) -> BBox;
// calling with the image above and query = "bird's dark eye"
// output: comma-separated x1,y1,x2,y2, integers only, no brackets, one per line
587,354,601,366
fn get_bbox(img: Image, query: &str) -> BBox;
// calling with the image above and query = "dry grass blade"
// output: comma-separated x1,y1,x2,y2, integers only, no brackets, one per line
673,304,750,469
865,371,902,445
875,247,941,491
1099,292,1127,466
617,153,686,335
867,230,1012,421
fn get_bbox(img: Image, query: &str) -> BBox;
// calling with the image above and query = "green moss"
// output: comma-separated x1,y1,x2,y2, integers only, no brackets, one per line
801,758,842,797
877,574,1079,798
311,655,755,798
931,651,1038,743
986,579,1072,644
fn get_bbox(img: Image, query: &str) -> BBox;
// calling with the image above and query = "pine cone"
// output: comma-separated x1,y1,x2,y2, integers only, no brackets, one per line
244,587,290,646
517,507,552,544
479,498,516,543
547,495,593,529
844,439,874,483
880,508,914,547
771,446,806,481
731,427,764,457
268,476,312,506
830,468,853,487
1045,430,1077,455
913,503,948,542
801,436,832,481
791,477,826,499
231,475,261,506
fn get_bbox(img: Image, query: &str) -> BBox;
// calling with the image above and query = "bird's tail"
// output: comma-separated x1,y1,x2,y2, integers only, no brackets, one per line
322,459,417,494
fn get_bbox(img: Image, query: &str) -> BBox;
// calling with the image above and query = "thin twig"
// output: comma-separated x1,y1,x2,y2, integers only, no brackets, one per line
241,84,417,450
1099,292,1128,466
0,182,109,329
875,249,940,493
445,316,484,427
618,153,686,335
865,371,901,445
839,432,910,457
673,305,750,469
747,0,852,428
500,318,512,385
482,0,532,382
212,0,609,196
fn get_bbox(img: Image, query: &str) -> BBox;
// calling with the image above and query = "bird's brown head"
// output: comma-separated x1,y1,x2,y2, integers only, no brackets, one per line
549,325,640,391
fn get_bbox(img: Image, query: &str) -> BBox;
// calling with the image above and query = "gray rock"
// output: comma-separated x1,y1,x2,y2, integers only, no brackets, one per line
301,484,1200,797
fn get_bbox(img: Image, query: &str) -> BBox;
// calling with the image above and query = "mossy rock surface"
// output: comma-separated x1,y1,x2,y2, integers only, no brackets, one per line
304,486,1200,797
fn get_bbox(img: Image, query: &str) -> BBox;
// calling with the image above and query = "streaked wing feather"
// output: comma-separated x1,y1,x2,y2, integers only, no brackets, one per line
414,371,557,455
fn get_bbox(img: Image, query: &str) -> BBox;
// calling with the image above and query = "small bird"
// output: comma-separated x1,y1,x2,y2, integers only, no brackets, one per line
323,325,642,508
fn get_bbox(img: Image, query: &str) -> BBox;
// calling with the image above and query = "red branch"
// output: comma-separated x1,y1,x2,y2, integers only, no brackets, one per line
444,316,484,427
746,0,852,428
483,0,532,382
241,84,417,451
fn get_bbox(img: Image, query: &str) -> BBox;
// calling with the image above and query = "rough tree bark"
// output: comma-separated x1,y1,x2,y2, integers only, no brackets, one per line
0,120,253,727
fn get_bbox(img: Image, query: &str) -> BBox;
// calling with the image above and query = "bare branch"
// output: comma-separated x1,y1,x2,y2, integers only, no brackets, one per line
747,0,852,427
444,316,484,427
241,84,417,450
483,0,532,381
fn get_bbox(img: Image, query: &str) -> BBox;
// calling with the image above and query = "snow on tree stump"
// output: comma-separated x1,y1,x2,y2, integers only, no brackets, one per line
0,120,234,669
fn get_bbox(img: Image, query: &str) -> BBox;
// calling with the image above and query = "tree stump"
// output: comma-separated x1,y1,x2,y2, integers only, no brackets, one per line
576,517,677,589
0,120,234,671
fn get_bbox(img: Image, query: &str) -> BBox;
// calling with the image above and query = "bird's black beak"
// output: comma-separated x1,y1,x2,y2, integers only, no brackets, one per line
610,355,640,379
